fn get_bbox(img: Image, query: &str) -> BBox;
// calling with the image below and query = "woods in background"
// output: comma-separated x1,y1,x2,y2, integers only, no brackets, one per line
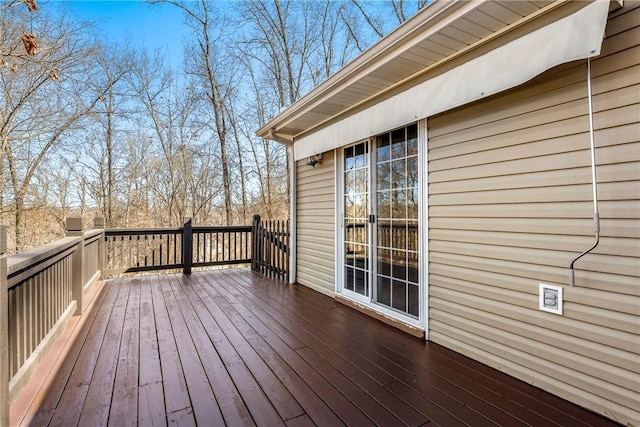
0,0,428,253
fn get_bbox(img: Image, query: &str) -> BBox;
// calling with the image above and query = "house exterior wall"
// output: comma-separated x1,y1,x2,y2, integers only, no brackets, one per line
426,5,639,425
295,151,336,296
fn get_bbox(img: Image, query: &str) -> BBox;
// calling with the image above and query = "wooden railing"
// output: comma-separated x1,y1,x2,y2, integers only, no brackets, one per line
0,214,289,423
0,217,103,423
192,225,252,269
105,227,184,275
104,220,253,276
252,214,290,281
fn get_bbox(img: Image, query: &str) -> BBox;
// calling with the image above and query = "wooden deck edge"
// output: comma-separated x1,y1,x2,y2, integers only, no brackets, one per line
335,294,425,339
9,280,107,427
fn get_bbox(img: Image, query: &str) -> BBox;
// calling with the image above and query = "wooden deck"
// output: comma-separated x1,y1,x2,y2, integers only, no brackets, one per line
11,269,619,427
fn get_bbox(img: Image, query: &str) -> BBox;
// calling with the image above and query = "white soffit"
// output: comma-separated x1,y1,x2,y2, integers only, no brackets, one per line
293,0,610,159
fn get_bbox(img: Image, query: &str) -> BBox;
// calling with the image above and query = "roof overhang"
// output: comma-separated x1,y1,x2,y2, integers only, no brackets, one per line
258,0,612,158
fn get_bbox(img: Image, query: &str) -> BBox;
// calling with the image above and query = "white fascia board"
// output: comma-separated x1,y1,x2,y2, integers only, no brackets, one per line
294,0,610,159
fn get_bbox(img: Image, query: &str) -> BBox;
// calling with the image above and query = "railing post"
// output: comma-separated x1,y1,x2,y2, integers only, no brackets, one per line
182,217,192,275
0,225,8,427
66,217,85,315
94,217,106,279
251,214,261,271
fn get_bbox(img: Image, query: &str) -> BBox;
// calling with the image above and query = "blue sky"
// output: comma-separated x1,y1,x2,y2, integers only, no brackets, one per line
65,0,190,69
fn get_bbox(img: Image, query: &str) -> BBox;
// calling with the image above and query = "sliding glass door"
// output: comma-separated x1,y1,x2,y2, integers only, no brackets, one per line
340,123,421,321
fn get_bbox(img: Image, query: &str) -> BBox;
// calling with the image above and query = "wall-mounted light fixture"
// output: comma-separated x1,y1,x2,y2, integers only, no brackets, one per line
307,153,323,168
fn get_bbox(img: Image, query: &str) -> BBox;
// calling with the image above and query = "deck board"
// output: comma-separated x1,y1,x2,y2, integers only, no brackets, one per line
13,269,623,427
77,280,129,426
150,277,196,426
47,284,121,427
162,275,225,426
109,278,140,427
136,276,166,427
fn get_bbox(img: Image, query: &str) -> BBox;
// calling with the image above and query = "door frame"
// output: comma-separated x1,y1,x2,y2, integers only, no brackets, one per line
335,119,428,332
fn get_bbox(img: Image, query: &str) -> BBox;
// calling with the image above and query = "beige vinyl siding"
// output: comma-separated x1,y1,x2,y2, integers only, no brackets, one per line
296,150,336,296
427,5,640,426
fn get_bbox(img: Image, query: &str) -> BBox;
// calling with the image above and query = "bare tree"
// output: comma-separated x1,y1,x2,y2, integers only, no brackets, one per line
127,46,225,226
350,0,385,39
238,0,318,107
128,51,184,225
69,42,133,227
151,0,236,225
349,0,429,43
308,0,363,85
235,0,317,209
120,132,152,226
0,6,105,251
225,99,249,224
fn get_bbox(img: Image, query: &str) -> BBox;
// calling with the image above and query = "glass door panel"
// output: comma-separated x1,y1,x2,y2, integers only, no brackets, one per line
374,124,419,318
343,142,369,297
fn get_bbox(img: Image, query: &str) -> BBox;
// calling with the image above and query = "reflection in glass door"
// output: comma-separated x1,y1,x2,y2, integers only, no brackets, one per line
343,142,369,297
375,124,419,317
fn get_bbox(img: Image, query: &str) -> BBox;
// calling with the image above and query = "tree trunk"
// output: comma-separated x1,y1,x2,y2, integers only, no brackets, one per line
106,86,114,226
13,192,24,252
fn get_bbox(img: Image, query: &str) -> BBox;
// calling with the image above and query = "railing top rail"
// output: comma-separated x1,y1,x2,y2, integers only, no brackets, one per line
84,228,104,239
193,225,252,233
6,236,80,280
105,227,183,236
105,225,253,237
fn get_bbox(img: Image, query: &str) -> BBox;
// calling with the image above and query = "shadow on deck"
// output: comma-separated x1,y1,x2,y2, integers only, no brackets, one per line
11,269,619,426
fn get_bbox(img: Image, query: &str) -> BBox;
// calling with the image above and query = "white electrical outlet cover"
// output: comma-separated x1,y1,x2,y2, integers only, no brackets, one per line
539,283,563,315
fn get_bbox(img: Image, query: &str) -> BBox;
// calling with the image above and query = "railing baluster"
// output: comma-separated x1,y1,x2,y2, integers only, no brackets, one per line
166,234,170,266
264,223,268,273
19,284,26,370
152,235,156,266
278,221,282,280
43,269,48,336
209,232,213,263
271,222,275,278
204,232,208,263
53,259,59,328
36,272,42,347
8,288,16,377
260,223,263,273
120,235,126,269
213,232,217,263
172,232,175,265
281,221,284,280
